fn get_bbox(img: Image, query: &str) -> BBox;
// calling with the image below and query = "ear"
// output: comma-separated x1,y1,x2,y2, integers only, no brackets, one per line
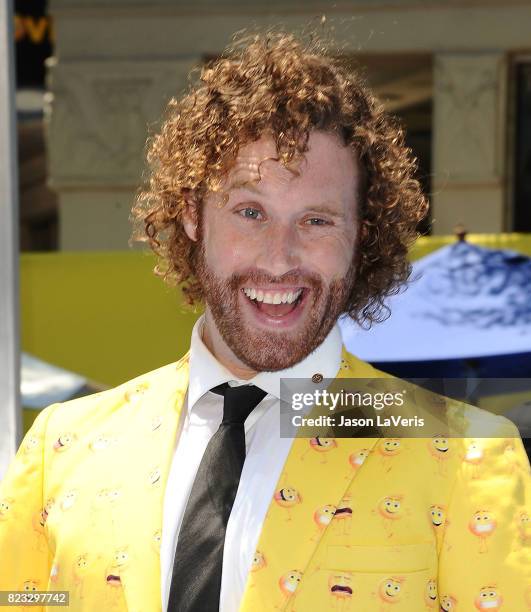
182,189,199,242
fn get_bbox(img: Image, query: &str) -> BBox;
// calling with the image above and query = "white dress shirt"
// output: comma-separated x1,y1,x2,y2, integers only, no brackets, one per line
160,314,343,612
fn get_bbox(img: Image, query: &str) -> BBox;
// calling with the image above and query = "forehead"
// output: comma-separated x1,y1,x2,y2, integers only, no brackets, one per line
221,130,359,196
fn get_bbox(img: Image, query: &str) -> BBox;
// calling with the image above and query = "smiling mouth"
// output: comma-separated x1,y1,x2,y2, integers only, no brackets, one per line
241,287,307,317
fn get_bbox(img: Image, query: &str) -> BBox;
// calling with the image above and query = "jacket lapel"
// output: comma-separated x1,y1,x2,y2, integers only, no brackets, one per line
111,353,190,612
238,347,382,611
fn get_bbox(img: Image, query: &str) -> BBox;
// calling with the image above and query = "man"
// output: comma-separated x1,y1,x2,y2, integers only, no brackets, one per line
1,31,530,612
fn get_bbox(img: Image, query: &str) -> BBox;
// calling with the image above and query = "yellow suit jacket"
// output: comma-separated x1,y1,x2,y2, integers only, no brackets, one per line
1,347,530,611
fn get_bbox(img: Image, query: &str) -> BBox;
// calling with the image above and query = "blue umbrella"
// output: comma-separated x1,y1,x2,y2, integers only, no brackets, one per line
339,239,531,364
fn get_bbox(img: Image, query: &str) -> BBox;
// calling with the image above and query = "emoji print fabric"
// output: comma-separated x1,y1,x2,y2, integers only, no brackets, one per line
1,347,530,611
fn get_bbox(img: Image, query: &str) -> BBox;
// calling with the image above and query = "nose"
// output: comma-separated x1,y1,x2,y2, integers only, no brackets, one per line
254,220,302,278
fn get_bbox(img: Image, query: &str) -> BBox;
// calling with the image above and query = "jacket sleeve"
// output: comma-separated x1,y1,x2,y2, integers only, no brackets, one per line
0,404,59,609
437,419,531,610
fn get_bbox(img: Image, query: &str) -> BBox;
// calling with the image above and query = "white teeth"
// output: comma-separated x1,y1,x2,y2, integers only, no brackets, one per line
243,288,303,304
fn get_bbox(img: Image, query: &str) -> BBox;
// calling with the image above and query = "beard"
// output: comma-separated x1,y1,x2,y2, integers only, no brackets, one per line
193,240,357,372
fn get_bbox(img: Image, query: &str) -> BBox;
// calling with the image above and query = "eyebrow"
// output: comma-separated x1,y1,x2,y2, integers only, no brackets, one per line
306,204,346,219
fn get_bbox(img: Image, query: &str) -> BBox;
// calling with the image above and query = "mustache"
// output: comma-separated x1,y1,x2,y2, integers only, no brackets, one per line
227,270,323,292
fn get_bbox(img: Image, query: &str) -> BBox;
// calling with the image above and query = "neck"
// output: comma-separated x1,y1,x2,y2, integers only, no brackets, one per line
200,308,258,380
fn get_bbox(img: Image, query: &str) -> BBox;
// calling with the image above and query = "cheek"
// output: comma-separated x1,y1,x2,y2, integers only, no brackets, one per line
204,224,254,273
302,233,354,277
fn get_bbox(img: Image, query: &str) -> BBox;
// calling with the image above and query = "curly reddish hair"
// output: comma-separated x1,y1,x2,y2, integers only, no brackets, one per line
130,28,429,329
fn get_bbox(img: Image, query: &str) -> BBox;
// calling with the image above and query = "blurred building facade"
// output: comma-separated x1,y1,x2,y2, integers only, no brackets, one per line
19,0,531,250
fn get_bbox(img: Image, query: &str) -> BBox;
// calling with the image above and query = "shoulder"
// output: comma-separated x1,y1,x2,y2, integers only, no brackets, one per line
34,351,190,441
340,345,522,442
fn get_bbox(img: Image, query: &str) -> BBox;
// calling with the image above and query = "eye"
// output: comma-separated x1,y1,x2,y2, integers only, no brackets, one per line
237,207,263,220
305,217,329,226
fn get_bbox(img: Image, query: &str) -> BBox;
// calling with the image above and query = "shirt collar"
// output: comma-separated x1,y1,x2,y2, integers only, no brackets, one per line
187,313,343,413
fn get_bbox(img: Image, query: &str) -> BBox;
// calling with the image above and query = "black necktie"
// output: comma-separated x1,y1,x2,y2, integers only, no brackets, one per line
167,382,267,611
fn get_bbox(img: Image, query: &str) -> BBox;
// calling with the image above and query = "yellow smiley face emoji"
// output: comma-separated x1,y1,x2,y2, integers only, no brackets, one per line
378,496,403,519
429,504,446,528
380,439,401,456
474,586,503,611
431,435,449,454
425,578,437,608
274,487,302,508
378,577,404,603
278,570,302,596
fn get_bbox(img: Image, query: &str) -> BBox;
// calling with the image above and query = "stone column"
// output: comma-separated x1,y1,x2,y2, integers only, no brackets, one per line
46,56,200,250
431,52,508,234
